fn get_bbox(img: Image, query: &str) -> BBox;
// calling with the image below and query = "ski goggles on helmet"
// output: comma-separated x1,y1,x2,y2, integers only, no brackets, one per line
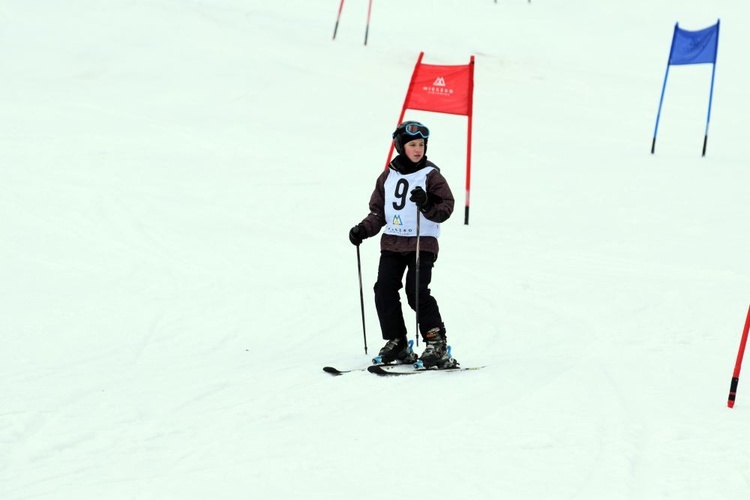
399,122,430,139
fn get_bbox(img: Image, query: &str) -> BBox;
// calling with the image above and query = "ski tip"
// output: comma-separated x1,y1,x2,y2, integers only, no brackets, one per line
323,366,344,376
367,365,387,375
368,365,408,376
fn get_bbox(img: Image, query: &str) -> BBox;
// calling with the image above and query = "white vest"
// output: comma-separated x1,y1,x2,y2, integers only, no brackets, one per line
383,168,440,238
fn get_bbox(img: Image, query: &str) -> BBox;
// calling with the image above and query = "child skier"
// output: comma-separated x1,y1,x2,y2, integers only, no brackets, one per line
348,121,456,368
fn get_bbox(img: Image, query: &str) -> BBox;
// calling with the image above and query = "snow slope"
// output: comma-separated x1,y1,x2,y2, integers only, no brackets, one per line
2,0,750,498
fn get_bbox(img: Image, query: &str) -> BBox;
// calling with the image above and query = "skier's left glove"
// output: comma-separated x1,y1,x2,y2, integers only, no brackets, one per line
349,224,365,246
409,186,433,213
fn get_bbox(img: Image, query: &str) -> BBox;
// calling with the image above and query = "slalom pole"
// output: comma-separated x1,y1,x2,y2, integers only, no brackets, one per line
464,56,475,225
651,63,671,154
332,0,345,40
702,62,716,157
728,305,750,408
364,0,373,46
414,209,421,347
465,113,473,225
652,24,678,154
702,20,720,157
385,52,424,169
356,245,368,354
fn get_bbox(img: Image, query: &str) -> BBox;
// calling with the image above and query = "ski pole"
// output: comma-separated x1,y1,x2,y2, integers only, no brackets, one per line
414,209,421,347
356,245,368,354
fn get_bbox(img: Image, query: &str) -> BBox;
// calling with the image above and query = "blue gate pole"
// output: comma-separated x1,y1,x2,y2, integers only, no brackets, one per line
702,19,720,157
652,23,679,155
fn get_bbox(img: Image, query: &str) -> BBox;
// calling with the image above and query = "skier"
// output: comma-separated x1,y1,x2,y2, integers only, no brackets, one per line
348,121,456,368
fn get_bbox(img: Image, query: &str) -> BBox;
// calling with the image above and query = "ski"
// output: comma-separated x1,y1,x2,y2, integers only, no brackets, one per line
366,364,485,376
323,361,411,376
324,339,420,376
323,366,368,376
325,345,483,376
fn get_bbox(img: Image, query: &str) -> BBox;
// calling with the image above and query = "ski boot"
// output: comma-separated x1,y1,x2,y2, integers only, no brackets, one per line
372,337,417,365
415,327,459,369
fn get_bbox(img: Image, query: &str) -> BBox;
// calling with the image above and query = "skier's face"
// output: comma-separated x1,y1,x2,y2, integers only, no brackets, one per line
403,139,425,163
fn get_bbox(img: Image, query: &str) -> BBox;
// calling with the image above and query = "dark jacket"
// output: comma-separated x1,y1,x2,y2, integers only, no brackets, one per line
358,155,455,255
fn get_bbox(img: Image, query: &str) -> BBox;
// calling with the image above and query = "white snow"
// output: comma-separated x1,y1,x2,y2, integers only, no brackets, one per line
2,0,750,498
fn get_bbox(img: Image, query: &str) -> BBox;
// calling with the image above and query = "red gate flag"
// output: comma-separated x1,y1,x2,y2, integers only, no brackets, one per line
386,52,475,224
403,57,474,116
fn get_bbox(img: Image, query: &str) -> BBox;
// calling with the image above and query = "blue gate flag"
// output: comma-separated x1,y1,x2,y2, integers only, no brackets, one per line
652,20,720,156
669,22,719,65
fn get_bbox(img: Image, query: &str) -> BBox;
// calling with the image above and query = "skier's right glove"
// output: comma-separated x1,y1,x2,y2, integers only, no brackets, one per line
349,224,364,246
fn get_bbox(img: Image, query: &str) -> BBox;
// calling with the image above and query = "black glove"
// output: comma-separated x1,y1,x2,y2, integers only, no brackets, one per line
409,186,432,212
349,224,365,246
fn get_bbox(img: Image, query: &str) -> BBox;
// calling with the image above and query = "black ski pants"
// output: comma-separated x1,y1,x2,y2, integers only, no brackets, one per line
374,250,444,341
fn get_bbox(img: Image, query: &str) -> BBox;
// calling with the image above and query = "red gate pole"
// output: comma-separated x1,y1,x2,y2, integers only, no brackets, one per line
464,55,475,225
364,0,373,45
332,0,345,40
385,52,424,170
728,305,750,408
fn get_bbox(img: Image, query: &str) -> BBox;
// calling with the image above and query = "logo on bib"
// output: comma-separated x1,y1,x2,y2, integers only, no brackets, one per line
392,215,403,226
